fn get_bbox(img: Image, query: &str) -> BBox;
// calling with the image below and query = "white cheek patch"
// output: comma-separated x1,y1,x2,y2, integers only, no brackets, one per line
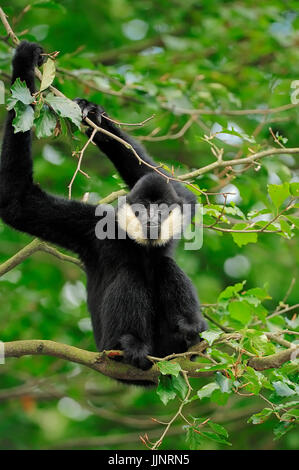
117,203,148,245
154,207,184,246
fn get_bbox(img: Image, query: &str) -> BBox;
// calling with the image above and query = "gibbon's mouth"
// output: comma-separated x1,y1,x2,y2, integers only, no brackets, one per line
145,222,159,228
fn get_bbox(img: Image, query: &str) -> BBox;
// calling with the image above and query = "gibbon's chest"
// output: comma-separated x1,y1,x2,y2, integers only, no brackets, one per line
96,238,169,286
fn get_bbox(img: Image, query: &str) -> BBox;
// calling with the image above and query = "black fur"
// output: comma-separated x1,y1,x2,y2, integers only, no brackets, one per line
0,42,207,383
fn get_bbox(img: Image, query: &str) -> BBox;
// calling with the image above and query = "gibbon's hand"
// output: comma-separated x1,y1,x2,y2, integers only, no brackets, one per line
13,41,45,71
74,98,105,127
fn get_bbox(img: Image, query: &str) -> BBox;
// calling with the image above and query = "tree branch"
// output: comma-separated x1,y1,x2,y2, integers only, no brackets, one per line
179,147,299,181
247,347,298,371
0,238,83,277
3,339,213,384
3,338,297,384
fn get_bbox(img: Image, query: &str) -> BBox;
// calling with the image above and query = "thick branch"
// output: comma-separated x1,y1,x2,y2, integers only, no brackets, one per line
4,339,214,384
3,338,297,384
247,347,298,371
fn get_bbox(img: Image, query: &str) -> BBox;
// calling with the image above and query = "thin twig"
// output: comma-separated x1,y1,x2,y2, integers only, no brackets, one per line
68,128,96,199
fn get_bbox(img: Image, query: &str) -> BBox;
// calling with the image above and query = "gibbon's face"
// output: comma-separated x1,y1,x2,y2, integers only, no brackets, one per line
117,174,186,246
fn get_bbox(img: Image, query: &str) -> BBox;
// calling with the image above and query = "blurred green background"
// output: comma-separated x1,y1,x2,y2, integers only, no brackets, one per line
0,0,298,450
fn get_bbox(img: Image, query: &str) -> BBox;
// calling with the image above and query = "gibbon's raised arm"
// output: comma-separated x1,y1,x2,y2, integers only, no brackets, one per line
75,99,196,207
0,42,97,256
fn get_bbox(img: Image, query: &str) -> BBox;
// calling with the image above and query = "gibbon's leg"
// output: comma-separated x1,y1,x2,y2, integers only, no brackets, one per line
0,42,98,256
74,99,196,207
94,266,154,370
155,257,207,356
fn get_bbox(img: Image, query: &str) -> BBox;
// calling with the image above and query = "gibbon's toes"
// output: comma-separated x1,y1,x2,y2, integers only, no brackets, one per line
121,334,152,371
124,350,152,371
74,98,104,126
14,41,45,68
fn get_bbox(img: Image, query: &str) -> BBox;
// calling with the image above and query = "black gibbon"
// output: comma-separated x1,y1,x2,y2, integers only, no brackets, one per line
0,41,207,379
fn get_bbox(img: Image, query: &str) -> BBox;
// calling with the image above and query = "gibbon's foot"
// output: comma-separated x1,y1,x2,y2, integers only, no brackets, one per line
120,334,152,371
74,98,104,127
176,317,208,348
13,41,45,69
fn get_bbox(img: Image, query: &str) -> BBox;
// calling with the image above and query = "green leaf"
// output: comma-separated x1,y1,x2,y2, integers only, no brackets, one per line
224,205,245,219
215,371,233,393
172,373,188,399
285,215,299,230
218,281,246,302
208,421,229,438
210,349,236,364
274,421,296,440
200,431,232,446
280,408,299,421
12,102,34,133
229,300,252,325
289,182,299,197
185,427,202,450
273,381,296,397
34,105,57,138
255,304,268,322
248,408,273,424
201,330,222,346
243,367,267,394
280,219,292,238
231,224,258,247
197,382,219,399
244,330,276,356
45,93,82,127
157,361,182,377
11,78,34,105
241,295,260,307
40,58,56,92
244,287,271,301
7,97,18,110
156,375,176,405
268,183,290,208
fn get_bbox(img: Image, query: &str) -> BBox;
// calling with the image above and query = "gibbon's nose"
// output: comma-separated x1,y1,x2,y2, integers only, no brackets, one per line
146,210,162,227
144,211,162,240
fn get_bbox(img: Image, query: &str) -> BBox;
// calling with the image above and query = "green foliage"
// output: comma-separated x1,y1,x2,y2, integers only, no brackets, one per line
43,93,81,128
10,78,35,106
0,0,298,452
12,101,35,133
34,105,57,138
156,375,177,405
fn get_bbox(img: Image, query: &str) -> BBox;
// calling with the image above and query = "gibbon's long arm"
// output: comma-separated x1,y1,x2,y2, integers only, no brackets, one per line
75,99,196,207
0,42,97,256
